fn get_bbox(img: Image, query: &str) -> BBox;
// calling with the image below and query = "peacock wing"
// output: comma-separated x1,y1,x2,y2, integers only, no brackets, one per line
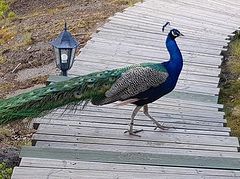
104,65,169,102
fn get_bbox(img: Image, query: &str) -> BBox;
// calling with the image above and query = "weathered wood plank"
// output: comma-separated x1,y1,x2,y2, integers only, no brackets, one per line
35,115,229,132
34,118,229,136
33,134,237,152
19,147,240,170
20,158,240,176
33,141,239,158
12,167,239,179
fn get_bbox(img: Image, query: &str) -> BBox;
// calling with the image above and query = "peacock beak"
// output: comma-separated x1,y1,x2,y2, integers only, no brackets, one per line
180,33,184,36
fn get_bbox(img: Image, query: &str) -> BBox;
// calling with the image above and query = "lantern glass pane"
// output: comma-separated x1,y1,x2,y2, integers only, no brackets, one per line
70,48,76,68
54,47,60,67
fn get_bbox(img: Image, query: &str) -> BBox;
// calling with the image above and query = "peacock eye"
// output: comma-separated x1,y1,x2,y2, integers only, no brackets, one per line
74,91,82,99
171,31,178,37
97,73,103,77
87,78,95,82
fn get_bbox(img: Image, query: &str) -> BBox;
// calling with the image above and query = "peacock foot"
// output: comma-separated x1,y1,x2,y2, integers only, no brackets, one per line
154,122,171,130
124,129,143,137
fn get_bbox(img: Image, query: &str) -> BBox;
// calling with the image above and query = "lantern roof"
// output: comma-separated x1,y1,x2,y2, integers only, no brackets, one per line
50,22,78,49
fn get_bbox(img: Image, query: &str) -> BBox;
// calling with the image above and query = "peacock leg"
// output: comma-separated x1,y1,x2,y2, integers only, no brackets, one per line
124,105,143,136
143,104,169,130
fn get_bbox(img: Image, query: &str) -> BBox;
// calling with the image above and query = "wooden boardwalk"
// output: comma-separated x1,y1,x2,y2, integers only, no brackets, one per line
12,0,240,178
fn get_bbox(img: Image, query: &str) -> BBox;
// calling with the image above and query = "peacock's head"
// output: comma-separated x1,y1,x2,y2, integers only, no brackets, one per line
169,29,184,39
162,22,184,39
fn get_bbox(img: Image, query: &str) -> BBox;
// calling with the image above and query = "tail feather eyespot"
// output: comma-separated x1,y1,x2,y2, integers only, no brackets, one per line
74,91,82,99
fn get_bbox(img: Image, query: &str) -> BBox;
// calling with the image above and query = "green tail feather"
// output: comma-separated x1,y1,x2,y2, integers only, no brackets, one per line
0,68,125,125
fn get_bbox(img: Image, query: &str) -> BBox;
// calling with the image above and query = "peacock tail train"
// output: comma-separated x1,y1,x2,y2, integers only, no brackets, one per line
0,62,167,125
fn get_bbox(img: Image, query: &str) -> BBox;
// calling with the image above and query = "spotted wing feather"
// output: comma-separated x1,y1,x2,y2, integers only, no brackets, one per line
98,66,168,104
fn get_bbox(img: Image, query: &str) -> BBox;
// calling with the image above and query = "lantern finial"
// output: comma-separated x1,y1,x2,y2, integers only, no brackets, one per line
64,21,67,31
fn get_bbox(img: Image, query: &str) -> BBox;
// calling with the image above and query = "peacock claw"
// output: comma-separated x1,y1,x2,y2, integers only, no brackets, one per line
154,122,171,130
124,129,143,137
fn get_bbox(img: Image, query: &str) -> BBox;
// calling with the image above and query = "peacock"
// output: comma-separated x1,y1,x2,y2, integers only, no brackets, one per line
0,22,183,136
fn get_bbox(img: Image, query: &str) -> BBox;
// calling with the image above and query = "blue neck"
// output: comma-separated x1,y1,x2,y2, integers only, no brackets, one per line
165,36,183,77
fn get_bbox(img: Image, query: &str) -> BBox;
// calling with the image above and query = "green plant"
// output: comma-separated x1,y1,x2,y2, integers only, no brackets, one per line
0,0,9,19
219,35,240,137
0,0,16,21
0,162,13,179
7,11,16,20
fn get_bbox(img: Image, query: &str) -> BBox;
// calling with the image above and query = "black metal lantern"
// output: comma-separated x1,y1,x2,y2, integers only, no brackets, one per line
50,22,78,76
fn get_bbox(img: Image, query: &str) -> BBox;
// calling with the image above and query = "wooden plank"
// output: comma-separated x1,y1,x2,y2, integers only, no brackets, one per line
35,124,239,147
12,167,239,179
20,147,240,170
33,141,239,158
33,134,237,152
19,157,240,176
35,115,230,132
